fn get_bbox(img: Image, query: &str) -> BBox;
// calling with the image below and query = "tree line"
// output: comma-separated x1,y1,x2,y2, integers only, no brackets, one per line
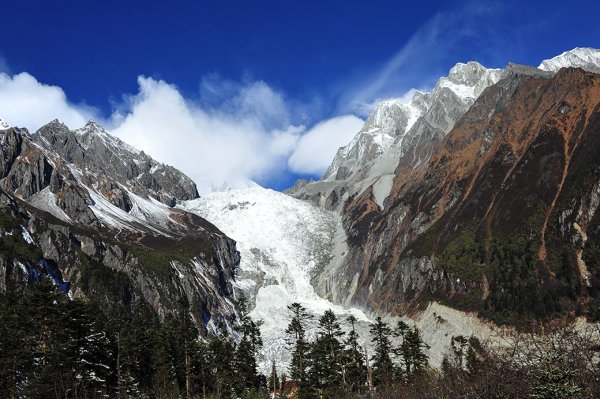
1,280,599,398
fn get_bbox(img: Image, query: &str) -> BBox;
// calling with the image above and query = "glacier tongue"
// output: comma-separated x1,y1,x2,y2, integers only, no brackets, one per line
182,186,372,372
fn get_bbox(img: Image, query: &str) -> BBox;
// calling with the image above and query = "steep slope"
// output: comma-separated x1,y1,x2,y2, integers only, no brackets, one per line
539,47,600,74
182,187,372,371
0,121,240,335
287,61,503,211
335,67,600,323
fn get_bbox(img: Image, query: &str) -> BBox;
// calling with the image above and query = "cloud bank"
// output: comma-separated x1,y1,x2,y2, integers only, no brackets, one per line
0,72,96,131
288,115,363,175
0,71,364,192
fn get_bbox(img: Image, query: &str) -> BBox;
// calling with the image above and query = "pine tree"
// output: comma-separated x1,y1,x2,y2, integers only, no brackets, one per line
208,336,236,398
343,315,367,393
530,354,582,399
399,326,429,378
269,359,280,395
66,299,113,397
312,309,344,397
21,279,76,397
285,302,312,383
369,317,394,387
0,285,33,398
234,298,264,396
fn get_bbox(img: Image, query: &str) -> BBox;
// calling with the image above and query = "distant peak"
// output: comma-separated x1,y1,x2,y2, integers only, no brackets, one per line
538,47,600,73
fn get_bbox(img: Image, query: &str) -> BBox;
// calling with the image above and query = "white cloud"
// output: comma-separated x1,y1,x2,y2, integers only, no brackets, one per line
110,76,304,193
0,72,95,131
288,115,364,175
0,70,366,190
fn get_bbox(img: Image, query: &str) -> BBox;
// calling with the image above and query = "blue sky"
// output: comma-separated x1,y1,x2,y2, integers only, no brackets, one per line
1,0,599,191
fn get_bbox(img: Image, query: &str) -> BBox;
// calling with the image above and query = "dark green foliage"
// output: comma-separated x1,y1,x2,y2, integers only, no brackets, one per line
0,278,268,399
285,302,313,385
530,354,583,399
397,325,429,379
307,310,345,398
343,315,368,393
438,228,487,283
369,317,394,387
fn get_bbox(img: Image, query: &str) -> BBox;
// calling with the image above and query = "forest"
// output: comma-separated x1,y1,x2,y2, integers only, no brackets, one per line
0,279,599,398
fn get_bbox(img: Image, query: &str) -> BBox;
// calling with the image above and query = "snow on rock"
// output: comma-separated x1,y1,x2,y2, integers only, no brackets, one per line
372,174,395,209
0,117,9,130
27,187,72,222
182,186,372,372
20,225,35,245
539,47,600,74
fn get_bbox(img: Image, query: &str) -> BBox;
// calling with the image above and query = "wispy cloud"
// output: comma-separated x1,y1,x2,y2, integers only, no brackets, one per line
337,1,509,117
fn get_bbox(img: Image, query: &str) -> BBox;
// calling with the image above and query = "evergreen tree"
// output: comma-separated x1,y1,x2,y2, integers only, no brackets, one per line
369,317,394,387
268,359,280,395
66,299,113,397
304,310,345,397
21,279,76,397
399,326,429,378
234,297,264,396
343,315,367,393
285,302,312,383
208,336,236,398
530,354,583,399
0,285,33,398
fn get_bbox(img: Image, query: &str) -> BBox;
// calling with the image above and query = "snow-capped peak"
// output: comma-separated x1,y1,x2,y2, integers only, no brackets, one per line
435,61,502,101
0,117,9,130
74,119,141,155
538,47,600,73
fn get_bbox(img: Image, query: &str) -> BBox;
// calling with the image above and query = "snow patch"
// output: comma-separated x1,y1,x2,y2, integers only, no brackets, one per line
0,117,9,130
372,174,395,209
27,187,72,222
20,225,35,245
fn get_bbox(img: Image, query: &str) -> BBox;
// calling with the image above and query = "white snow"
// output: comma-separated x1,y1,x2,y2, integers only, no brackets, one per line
182,186,371,372
20,225,35,245
372,174,395,209
539,47,600,73
0,117,9,130
27,187,72,222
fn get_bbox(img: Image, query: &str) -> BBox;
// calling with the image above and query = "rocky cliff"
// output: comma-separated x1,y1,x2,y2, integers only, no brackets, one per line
0,121,240,335
289,49,600,325
317,67,600,323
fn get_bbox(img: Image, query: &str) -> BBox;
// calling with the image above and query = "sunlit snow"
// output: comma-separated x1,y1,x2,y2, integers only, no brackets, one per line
183,186,372,372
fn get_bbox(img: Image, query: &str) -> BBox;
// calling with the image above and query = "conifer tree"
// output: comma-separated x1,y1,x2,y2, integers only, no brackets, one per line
285,302,312,382
399,326,429,378
369,317,394,387
344,315,367,392
234,297,264,396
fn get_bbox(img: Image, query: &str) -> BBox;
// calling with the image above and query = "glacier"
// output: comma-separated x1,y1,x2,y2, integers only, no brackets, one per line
182,187,373,372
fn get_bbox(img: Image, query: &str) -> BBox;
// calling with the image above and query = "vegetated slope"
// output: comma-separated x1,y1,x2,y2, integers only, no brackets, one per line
0,121,240,335
339,67,600,324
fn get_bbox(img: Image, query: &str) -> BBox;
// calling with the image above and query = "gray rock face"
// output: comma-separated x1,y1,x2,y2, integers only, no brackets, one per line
35,120,199,207
0,121,241,336
287,61,504,212
289,49,600,322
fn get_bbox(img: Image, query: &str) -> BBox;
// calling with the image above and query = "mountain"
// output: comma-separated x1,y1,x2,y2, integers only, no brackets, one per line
287,61,504,211
539,47,600,74
0,120,240,335
289,49,600,325
181,187,372,371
